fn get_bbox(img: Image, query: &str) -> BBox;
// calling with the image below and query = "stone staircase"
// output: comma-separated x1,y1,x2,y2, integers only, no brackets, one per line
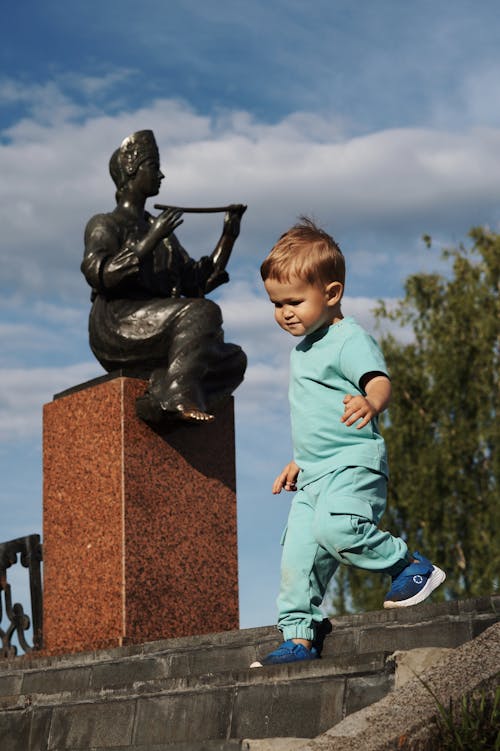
0,596,498,751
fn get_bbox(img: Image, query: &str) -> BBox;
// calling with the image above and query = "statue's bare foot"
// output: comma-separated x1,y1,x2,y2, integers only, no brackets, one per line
136,393,215,424
178,406,215,423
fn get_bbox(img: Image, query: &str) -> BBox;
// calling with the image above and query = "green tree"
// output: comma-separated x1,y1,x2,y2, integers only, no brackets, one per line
333,227,499,614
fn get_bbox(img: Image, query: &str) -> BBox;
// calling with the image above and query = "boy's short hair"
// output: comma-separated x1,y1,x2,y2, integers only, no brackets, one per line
260,217,345,287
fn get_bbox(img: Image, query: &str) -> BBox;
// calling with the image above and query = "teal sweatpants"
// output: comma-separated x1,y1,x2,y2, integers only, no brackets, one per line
278,465,409,641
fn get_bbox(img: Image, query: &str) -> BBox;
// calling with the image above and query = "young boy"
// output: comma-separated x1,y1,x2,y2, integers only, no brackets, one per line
251,218,445,667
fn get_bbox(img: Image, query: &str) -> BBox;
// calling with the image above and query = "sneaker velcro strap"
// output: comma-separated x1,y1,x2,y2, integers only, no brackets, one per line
405,561,432,576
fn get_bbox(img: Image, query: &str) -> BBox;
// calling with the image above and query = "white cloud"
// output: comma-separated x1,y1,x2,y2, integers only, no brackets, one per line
0,363,103,441
2,83,500,304
0,296,90,368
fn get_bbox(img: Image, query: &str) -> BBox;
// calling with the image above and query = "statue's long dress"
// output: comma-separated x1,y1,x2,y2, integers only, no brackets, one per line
82,207,246,413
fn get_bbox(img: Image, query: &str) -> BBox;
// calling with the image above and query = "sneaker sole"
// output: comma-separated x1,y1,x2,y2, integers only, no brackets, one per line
383,566,446,609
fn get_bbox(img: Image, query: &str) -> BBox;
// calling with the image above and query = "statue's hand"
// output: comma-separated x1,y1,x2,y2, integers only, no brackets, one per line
223,204,247,240
150,207,184,242
204,269,230,294
207,204,246,290
135,208,184,259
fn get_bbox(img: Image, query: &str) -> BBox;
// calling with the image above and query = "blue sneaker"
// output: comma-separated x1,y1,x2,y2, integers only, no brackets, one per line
384,552,446,608
250,640,319,668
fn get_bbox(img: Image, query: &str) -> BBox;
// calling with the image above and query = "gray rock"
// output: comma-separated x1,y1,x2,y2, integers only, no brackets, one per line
391,647,453,689
298,621,499,751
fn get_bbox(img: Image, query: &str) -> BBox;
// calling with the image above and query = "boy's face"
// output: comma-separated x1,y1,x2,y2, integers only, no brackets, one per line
264,276,342,337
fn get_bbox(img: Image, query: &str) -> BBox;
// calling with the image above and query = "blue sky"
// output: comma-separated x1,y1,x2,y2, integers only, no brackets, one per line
2,1,500,639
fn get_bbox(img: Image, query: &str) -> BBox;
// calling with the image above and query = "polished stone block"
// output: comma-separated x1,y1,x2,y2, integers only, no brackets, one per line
42,376,238,655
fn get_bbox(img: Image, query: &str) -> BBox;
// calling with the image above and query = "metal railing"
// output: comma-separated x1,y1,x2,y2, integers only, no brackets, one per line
0,535,43,657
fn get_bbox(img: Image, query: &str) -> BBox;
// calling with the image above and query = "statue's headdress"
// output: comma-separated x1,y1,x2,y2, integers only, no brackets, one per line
109,130,160,189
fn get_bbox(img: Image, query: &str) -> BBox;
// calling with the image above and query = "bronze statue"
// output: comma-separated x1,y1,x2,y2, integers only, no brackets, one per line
81,130,247,423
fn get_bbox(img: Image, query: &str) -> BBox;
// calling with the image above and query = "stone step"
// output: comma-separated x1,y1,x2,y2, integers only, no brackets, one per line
0,646,390,701
0,652,393,744
0,596,498,750
322,594,498,655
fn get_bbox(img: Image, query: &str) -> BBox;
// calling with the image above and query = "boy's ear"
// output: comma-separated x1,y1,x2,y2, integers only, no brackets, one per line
325,281,343,306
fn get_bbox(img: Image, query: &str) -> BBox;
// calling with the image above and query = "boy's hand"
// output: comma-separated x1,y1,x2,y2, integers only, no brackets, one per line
341,394,378,429
341,376,391,429
272,461,300,494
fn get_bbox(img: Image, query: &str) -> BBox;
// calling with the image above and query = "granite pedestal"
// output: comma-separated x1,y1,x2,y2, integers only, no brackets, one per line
42,375,239,655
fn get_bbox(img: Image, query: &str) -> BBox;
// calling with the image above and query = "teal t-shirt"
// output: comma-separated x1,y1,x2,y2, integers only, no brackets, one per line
289,316,389,487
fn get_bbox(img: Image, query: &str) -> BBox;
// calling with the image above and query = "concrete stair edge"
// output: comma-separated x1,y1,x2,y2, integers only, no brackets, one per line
0,651,393,710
